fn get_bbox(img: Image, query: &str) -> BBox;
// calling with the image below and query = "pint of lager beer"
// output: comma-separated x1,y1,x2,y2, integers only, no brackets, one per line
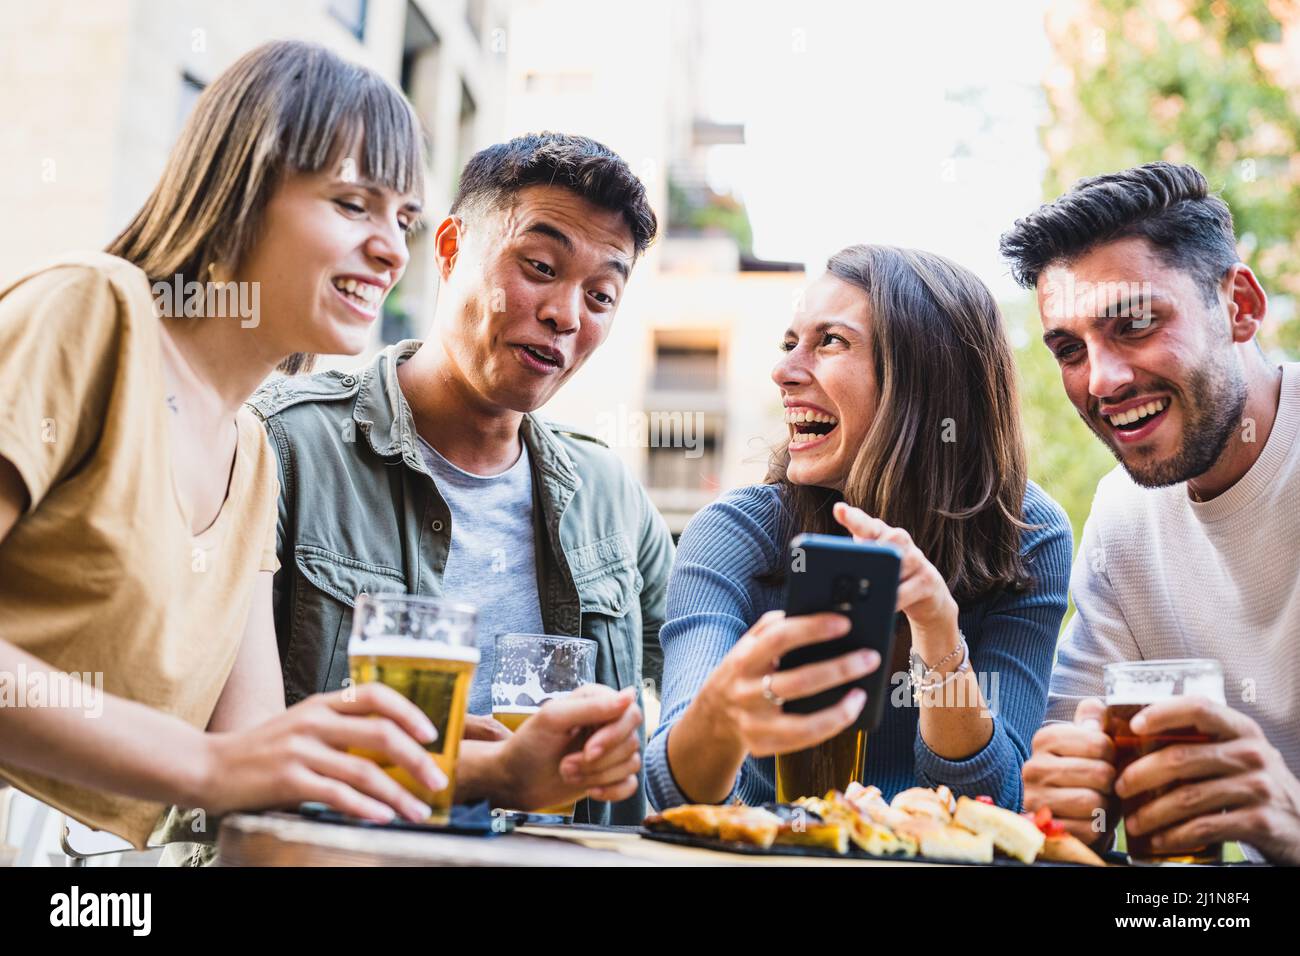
774,725,868,803
348,593,479,826
491,634,597,821
1104,659,1225,865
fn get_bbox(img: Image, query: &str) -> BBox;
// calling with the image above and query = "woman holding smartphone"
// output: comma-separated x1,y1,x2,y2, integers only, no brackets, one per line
0,40,462,847
645,245,1072,811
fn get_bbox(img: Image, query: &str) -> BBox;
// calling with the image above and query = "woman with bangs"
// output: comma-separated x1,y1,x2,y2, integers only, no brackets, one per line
646,245,1074,812
0,40,446,848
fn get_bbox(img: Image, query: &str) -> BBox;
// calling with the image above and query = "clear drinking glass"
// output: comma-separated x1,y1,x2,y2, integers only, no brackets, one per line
347,593,479,825
491,633,598,822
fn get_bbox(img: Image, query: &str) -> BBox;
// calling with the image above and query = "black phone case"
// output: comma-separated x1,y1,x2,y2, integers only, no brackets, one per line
778,532,901,732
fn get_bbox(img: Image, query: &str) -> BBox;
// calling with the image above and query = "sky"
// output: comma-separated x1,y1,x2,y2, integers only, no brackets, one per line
690,0,1056,301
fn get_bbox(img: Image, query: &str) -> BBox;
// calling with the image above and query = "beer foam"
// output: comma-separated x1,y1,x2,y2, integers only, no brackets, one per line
348,637,480,663
1184,674,1226,703
492,638,592,708
493,704,541,715
1107,677,1175,706
1108,675,1225,706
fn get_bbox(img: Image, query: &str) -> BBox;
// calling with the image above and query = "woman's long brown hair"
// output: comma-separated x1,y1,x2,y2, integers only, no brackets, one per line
765,244,1033,602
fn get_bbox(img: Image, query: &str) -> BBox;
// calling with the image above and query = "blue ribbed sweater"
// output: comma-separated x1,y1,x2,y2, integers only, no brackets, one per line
645,481,1073,812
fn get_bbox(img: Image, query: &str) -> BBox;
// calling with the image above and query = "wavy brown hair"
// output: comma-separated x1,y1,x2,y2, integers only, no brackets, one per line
766,245,1033,602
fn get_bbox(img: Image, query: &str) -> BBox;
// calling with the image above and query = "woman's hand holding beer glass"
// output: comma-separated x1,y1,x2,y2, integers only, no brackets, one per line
1115,695,1300,865
203,682,448,824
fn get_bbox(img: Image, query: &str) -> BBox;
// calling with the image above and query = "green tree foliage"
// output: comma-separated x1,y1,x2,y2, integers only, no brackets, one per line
668,176,754,253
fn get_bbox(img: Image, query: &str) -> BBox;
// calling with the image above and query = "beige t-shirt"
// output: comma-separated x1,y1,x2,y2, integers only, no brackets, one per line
0,252,279,848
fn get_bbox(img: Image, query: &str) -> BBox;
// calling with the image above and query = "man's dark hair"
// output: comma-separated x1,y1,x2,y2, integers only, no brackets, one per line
450,131,658,256
999,162,1238,302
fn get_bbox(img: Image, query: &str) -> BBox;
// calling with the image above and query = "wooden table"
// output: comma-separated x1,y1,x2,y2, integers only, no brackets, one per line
216,812,951,867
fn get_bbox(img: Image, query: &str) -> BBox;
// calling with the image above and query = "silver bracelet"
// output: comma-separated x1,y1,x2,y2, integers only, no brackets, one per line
909,631,970,705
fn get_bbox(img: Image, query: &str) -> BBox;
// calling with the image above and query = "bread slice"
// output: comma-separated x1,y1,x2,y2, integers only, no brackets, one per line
917,824,994,864
954,796,1045,864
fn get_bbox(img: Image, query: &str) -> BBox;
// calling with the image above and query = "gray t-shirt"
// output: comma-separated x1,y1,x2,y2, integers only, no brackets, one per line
418,437,546,714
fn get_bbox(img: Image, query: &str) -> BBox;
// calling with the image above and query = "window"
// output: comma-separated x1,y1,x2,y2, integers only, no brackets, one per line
645,415,721,492
465,0,486,44
400,0,440,171
328,0,367,41
652,331,721,391
646,331,725,501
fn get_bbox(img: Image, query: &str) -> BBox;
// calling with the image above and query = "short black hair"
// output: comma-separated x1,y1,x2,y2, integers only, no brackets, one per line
450,131,657,257
999,162,1238,301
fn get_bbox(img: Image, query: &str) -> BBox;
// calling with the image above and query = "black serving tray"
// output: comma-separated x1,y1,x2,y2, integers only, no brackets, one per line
295,800,513,836
640,825,1130,866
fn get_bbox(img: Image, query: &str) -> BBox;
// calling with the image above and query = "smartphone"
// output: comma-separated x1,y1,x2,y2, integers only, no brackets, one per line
777,532,901,732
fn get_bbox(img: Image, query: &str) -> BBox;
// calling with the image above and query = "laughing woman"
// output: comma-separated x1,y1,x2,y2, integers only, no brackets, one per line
0,41,445,848
645,245,1072,811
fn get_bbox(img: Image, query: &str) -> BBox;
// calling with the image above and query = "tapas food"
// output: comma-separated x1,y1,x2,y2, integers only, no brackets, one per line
644,784,1108,866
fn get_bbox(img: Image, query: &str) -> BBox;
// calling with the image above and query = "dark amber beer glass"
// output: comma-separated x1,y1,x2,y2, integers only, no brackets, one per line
348,594,478,826
774,726,868,802
1103,659,1224,865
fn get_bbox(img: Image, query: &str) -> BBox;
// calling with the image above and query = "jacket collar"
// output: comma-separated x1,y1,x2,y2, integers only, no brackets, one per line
353,339,422,464
352,339,580,488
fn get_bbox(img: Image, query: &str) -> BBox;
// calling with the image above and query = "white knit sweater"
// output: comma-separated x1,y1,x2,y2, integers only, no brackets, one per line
1048,362,1300,777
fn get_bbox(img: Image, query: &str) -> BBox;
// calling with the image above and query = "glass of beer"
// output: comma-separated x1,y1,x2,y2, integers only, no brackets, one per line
775,725,868,803
347,593,479,826
491,633,597,822
1104,658,1225,865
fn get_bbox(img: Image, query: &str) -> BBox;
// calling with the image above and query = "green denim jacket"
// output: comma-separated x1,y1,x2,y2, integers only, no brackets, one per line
248,340,672,826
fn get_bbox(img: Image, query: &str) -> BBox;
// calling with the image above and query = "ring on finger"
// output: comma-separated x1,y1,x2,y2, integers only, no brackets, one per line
761,673,785,708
